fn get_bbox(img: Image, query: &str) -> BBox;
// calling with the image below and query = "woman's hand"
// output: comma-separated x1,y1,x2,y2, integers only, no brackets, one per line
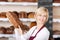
18,25,23,35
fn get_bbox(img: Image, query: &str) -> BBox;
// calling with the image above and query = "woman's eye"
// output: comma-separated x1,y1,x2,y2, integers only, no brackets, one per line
37,15,46,17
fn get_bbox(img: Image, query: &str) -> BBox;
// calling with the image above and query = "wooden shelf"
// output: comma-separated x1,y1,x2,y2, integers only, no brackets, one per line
53,35,60,38
53,3,60,6
0,18,36,22
53,19,60,22
0,2,37,6
0,34,15,37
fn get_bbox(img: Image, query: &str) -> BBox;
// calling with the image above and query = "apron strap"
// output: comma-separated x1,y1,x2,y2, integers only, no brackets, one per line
35,25,45,37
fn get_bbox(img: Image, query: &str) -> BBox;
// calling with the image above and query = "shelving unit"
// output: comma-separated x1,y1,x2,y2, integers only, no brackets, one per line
0,2,37,39
53,2,60,39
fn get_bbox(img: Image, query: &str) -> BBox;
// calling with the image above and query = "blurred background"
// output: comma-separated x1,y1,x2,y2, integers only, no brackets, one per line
0,0,60,40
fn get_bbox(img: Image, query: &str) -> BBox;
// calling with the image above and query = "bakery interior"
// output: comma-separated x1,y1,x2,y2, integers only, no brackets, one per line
53,0,60,40
0,0,60,40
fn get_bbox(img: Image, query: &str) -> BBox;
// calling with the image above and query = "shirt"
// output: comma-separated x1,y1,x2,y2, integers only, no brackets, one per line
14,26,50,40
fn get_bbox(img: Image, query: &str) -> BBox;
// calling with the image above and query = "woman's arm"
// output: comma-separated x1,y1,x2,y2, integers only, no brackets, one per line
14,26,36,40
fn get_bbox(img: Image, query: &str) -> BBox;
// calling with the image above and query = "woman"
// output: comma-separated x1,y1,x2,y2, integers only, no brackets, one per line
14,7,50,40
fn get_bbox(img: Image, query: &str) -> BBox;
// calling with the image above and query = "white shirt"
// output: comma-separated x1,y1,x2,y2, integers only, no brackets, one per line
14,26,50,40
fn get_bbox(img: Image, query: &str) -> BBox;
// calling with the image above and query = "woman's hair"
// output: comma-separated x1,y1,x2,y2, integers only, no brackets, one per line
35,7,49,22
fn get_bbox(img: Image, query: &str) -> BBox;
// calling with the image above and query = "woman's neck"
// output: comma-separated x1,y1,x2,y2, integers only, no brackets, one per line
36,23,44,30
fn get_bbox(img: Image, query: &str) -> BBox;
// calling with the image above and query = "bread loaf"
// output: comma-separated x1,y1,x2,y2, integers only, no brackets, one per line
0,0,7,2
5,28,13,34
28,12,35,18
0,12,7,18
19,11,27,18
0,27,6,34
30,22,36,28
54,0,60,3
6,11,29,31
13,0,37,2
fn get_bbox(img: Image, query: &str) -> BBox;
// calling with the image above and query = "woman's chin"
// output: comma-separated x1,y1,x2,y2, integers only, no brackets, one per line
38,22,44,24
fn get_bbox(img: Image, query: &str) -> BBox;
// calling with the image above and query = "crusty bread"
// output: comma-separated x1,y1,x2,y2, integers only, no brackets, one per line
0,12,7,18
27,12,35,18
13,0,37,2
30,22,36,28
19,11,27,18
6,11,29,31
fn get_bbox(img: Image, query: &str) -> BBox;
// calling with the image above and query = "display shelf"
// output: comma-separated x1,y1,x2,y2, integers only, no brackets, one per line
0,34,15,37
0,18,36,22
53,19,60,22
53,35,60,38
53,3,60,6
0,2,37,6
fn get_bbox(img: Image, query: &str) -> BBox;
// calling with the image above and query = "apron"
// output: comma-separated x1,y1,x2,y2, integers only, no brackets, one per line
29,25,45,40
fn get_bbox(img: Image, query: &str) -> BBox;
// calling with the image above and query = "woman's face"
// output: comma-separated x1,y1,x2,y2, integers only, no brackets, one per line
35,11,47,24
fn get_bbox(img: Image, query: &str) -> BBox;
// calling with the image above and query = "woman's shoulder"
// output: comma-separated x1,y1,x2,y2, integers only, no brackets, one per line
36,27,50,38
40,27,50,35
44,27,50,33
29,26,37,31
35,27,50,40
30,26,37,29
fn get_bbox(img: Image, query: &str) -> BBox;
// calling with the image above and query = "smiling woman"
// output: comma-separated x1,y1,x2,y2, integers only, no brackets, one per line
13,7,50,40
5,6,50,40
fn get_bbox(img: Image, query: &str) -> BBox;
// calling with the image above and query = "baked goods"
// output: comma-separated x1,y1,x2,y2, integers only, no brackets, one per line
27,12,35,18
19,11,27,18
5,28,13,34
9,11,21,27
0,27,6,34
53,30,60,35
0,0,7,2
10,26,14,30
13,11,19,18
0,26,14,34
0,12,7,18
6,12,29,31
13,0,37,2
6,11,20,28
53,0,60,3
8,0,13,2
30,22,36,28
25,0,37,2
13,0,23,2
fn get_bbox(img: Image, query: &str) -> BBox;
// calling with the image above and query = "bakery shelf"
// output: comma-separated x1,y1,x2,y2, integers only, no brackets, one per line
53,35,60,38
0,34,15,37
0,18,36,22
0,18,8,21
53,3,60,6
0,2,37,6
53,19,60,22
